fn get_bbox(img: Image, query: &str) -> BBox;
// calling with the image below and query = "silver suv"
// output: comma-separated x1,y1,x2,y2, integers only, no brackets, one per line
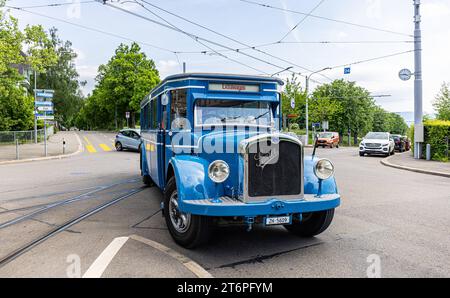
359,132,395,157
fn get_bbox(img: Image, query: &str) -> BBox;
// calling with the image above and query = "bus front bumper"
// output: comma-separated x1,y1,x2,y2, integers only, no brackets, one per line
179,194,340,217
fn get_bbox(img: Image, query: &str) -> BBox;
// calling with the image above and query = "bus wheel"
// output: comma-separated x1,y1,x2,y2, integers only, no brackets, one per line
164,177,211,248
284,209,334,237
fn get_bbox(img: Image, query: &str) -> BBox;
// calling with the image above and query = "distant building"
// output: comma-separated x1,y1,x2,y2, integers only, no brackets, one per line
10,51,33,94
9,51,32,92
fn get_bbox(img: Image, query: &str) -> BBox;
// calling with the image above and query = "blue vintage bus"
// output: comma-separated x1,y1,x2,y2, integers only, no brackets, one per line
140,73,340,248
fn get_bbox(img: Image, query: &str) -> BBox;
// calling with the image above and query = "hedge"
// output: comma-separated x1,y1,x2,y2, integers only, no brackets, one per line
410,120,450,162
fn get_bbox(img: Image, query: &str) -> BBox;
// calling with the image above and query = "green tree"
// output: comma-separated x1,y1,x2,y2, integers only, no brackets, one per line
0,71,34,130
281,74,307,128
90,42,160,129
386,113,408,135
35,28,86,128
433,82,450,121
312,79,375,143
0,7,57,131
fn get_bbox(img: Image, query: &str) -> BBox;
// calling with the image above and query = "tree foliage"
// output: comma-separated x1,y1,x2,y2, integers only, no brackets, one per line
76,42,160,129
35,28,86,128
0,9,57,131
433,82,450,121
282,77,408,138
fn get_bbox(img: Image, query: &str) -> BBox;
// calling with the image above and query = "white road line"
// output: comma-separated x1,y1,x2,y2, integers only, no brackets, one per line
129,234,213,278
82,237,129,278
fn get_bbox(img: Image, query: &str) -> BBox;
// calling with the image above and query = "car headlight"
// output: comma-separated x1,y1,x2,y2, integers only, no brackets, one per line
314,159,335,180
382,143,389,147
208,160,230,183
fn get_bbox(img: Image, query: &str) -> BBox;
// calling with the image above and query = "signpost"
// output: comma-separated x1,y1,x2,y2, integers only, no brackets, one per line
34,89,54,157
126,111,130,128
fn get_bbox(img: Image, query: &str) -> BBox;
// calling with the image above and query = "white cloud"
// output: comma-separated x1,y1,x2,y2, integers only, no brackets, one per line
422,1,450,18
157,59,180,77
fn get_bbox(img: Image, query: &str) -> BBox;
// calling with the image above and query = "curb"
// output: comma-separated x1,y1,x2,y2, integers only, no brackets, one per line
0,133,84,166
380,153,450,178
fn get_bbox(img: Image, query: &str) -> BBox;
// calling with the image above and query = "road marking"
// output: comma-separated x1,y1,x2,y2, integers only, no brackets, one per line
129,234,213,278
82,237,129,278
99,144,112,152
83,136,92,145
86,145,97,153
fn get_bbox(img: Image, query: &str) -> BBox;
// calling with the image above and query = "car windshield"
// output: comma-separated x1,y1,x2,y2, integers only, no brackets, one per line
195,99,272,126
319,133,333,138
365,132,389,140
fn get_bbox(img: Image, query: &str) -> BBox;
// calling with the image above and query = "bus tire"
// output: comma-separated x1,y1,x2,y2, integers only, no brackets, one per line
284,209,334,237
164,177,211,248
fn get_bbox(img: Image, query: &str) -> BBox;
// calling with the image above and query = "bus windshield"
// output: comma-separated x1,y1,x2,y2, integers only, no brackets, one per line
195,99,272,127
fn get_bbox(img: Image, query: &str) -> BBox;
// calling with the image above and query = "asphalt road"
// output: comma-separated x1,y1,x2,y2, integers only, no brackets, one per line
0,131,449,277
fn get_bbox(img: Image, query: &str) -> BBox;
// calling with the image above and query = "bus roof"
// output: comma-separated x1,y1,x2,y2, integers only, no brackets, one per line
141,73,284,107
160,73,284,85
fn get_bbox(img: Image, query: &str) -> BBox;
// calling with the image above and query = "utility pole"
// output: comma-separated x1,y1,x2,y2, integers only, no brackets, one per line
305,67,331,145
34,70,37,144
413,0,423,159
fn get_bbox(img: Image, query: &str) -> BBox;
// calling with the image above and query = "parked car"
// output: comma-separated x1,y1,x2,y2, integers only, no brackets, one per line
359,132,395,157
115,129,142,151
317,132,340,148
403,136,411,151
139,73,341,248
392,134,405,152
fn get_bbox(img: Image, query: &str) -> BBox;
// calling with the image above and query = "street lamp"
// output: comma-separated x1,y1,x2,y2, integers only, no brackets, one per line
305,67,331,145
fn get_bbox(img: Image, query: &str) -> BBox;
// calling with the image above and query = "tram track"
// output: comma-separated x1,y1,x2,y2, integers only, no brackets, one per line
0,187,145,268
0,179,138,229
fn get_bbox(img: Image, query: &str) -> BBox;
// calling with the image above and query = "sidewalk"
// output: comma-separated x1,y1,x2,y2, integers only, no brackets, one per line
0,131,81,163
381,152,450,178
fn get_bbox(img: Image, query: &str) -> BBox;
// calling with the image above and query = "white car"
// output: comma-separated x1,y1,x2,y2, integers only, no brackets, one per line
359,132,395,157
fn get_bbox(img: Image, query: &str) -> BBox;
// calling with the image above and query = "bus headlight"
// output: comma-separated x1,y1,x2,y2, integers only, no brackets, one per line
314,159,334,180
208,160,230,183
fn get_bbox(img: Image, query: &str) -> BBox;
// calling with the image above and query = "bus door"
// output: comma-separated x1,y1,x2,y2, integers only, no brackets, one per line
165,89,190,182
148,98,161,187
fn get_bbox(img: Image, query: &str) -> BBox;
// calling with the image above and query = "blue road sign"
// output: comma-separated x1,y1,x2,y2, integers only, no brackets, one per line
344,67,351,74
35,101,53,106
36,92,54,98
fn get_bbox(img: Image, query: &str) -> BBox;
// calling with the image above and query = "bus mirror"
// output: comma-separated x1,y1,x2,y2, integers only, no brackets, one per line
161,92,169,106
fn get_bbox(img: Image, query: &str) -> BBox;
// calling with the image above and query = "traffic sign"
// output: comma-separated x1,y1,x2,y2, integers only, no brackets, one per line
344,67,351,74
37,106,53,112
36,115,55,120
290,98,295,109
35,101,53,106
125,112,130,119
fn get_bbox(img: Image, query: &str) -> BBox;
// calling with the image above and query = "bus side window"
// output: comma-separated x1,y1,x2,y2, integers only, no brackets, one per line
151,99,158,129
170,89,187,129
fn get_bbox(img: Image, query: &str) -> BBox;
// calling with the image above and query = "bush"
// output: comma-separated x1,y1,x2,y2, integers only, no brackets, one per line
411,120,450,161
290,123,300,130
424,120,450,162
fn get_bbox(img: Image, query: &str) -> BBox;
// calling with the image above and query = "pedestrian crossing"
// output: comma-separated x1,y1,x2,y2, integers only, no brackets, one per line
82,135,115,154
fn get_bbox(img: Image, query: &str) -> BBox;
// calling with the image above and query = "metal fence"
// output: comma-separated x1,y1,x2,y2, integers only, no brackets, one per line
0,127,54,144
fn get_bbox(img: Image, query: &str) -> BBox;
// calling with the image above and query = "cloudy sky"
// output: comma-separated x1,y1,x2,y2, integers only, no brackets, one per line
3,0,450,114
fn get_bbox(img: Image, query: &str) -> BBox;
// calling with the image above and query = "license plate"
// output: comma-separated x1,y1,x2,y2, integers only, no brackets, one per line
265,215,291,226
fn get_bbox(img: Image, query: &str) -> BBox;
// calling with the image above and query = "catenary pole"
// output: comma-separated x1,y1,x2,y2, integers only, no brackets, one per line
413,0,423,159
